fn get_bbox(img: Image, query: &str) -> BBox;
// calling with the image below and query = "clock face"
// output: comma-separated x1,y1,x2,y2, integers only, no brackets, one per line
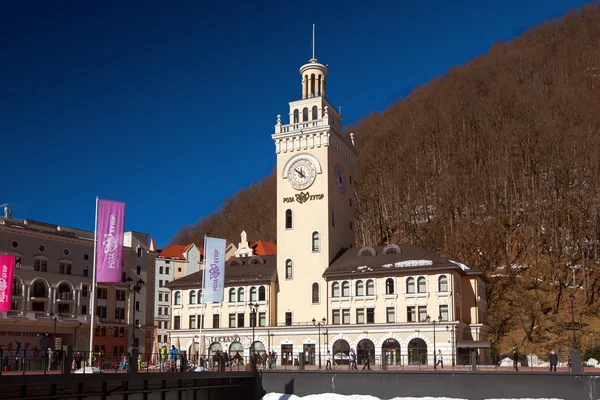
334,164,346,194
289,159,317,190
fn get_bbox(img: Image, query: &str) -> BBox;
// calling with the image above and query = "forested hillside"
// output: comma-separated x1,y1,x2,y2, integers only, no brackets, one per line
172,5,600,355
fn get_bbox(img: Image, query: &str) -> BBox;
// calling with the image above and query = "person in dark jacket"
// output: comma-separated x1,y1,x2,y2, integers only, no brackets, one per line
549,350,558,372
512,348,519,371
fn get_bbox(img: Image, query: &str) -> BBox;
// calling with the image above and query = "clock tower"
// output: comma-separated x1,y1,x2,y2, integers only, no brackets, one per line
272,46,357,325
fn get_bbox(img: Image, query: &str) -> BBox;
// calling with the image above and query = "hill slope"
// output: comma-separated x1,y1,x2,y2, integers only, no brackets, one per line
172,5,600,356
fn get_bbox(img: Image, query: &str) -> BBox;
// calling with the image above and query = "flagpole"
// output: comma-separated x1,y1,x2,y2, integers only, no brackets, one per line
198,235,207,357
88,196,99,360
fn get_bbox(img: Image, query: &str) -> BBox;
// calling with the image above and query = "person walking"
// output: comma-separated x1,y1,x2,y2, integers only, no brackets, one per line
75,351,83,370
349,349,357,370
160,345,167,371
435,350,443,369
169,345,179,372
326,350,332,370
512,348,519,371
549,350,558,372
362,353,372,370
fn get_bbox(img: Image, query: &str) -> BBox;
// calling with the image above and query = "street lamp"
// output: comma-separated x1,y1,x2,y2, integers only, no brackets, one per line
50,313,60,350
125,276,145,349
426,315,442,369
312,317,326,369
249,302,259,364
569,292,577,350
446,325,455,367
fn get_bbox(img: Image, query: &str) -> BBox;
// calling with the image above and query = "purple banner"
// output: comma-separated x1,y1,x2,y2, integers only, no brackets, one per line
96,199,125,283
0,255,15,312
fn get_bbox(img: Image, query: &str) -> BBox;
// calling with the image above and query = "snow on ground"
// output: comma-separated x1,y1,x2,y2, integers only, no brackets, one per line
260,394,563,400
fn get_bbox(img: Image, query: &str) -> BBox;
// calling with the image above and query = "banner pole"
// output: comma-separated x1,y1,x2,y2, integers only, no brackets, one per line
198,235,207,357
88,196,99,360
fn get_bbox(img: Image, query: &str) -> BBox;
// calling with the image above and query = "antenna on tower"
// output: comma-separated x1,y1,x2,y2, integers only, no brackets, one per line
312,23,315,59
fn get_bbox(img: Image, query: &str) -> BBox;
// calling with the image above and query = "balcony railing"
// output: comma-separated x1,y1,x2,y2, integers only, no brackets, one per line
56,292,74,301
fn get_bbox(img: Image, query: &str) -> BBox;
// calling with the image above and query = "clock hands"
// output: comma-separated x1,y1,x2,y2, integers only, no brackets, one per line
295,168,306,179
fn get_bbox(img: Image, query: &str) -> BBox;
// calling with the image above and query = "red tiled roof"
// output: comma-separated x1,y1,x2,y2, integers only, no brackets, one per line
158,244,194,260
251,240,277,256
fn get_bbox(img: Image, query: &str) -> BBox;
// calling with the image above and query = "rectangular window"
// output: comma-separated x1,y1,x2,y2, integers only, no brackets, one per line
159,266,163,274
136,301,140,311
165,293,169,302
174,316,181,329
439,305,449,321
159,280,163,287
158,307,162,315
137,248,142,257
84,254,89,260
285,312,292,326
229,314,236,328
356,308,365,324
386,307,395,323
418,306,428,322
83,267,88,277
135,319,139,326
96,305,107,319
165,267,170,274
332,310,341,325
366,308,375,324
115,307,125,320
119,327,124,337
342,309,350,324
213,314,220,328
82,285,88,297
189,315,196,329
178,267,182,272
259,312,266,327
136,265,141,275
237,313,245,327
158,293,163,301
34,259,47,272
407,306,416,322
81,305,87,315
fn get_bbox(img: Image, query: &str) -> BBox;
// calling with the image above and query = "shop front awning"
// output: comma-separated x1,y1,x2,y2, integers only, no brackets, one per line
456,340,491,349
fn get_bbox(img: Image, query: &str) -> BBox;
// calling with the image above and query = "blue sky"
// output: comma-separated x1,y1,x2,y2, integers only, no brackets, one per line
0,0,588,248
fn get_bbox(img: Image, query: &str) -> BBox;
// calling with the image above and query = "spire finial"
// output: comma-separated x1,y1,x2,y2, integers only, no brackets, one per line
312,23,315,60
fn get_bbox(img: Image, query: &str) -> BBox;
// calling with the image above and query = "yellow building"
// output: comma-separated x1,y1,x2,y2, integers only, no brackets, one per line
166,47,489,368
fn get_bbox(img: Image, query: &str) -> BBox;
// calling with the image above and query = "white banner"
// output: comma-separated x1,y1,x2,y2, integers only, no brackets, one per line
202,237,227,303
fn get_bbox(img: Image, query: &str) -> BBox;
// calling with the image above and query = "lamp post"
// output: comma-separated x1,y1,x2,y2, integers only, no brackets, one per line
312,317,326,369
427,315,442,369
569,292,578,350
125,276,145,350
50,313,60,350
249,302,259,363
446,325,455,367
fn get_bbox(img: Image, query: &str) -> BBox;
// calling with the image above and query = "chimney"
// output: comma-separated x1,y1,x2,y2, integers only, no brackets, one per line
3,206,12,219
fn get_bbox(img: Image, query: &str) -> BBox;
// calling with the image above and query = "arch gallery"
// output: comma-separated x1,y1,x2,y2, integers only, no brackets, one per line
166,48,490,368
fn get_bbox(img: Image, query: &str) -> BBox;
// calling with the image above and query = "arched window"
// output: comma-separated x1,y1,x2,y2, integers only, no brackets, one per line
285,209,293,229
12,278,23,296
302,107,308,122
293,109,299,123
355,281,364,296
438,276,449,292
312,231,320,252
189,290,196,305
228,288,236,303
250,287,257,302
312,283,319,304
386,278,395,295
417,277,427,293
174,291,181,305
57,283,72,300
332,282,340,297
406,278,415,294
258,286,266,301
312,105,318,120
366,279,375,296
238,287,245,303
342,281,350,297
285,259,293,279
310,74,316,96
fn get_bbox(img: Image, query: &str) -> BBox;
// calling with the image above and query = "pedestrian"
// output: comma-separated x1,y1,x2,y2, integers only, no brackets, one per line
362,353,372,370
549,350,558,372
435,350,443,369
512,348,519,371
75,351,83,370
349,349,357,370
169,345,179,372
160,345,167,371
271,350,277,369
326,350,332,370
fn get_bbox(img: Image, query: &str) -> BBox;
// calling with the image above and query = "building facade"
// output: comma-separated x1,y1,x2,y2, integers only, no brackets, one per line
166,49,489,367
0,209,157,357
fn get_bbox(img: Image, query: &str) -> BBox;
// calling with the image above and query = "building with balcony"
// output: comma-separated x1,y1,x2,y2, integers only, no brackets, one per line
0,209,157,357
165,44,489,367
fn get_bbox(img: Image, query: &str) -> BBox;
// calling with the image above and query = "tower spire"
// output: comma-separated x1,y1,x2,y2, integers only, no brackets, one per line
312,23,315,60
